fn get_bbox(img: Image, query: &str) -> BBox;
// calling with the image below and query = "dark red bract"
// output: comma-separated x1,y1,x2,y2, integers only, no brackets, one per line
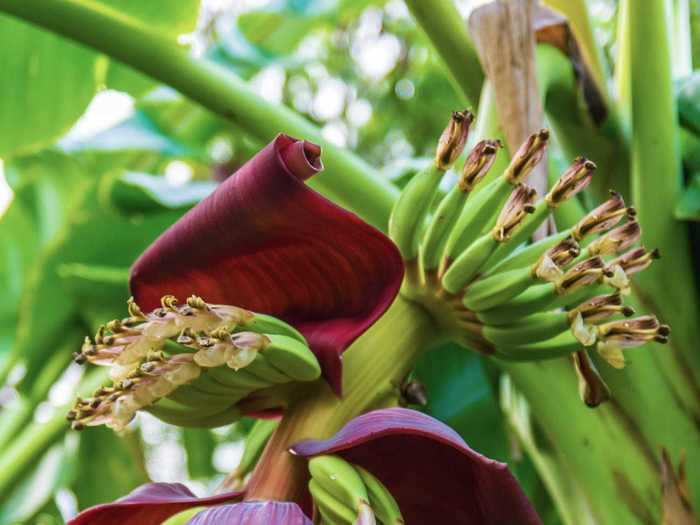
291,408,542,525
130,134,404,394
67,482,242,525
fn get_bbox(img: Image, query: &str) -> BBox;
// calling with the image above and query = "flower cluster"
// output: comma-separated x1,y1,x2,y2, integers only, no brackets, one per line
69,295,318,431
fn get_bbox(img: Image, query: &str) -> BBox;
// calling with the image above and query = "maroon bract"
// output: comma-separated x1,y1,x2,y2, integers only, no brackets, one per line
291,407,542,525
188,501,312,525
130,134,404,394
67,482,242,525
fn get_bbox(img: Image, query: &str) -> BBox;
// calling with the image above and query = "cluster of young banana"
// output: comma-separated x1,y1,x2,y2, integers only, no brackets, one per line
68,295,320,431
390,110,669,385
308,455,404,525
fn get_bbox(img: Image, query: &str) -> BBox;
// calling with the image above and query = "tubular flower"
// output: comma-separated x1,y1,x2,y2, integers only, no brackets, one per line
129,134,404,394
69,295,322,430
390,120,669,406
68,409,539,525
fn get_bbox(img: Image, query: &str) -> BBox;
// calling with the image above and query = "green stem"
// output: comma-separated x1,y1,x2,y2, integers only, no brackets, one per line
404,0,484,107
243,297,436,502
0,0,397,230
621,0,700,378
0,347,72,450
0,369,107,497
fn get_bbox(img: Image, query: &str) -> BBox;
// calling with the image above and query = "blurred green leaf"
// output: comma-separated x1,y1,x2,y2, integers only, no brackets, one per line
5,150,91,243
0,15,99,157
12,173,185,386
678,71,700,136
414,344,509,461
0,199,36,320
61,113,197,160
73,427,149,509
0,1,201,157
675,173,700,221
183,429,217,479
108,171,216,213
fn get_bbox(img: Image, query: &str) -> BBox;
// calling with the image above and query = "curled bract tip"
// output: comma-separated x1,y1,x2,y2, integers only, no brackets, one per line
130,134,403,394
436,110,474,170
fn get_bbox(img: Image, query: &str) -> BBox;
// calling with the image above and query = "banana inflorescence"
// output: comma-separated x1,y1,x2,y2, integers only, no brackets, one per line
308,455,404,525
391,111,669,406
68,295,320,431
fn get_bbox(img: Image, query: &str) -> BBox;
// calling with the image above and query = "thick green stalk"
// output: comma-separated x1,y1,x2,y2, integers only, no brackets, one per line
243,297,436,502
620,0,700,377
404,0,484,107
0,0,397,229
0,345,72,450
502,359,662,524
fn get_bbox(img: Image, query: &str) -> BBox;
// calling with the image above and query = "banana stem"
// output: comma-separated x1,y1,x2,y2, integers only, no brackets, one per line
0,369,107,497
0,0,397,230
403,0,484,107
619,0,700,378
243,297,436,503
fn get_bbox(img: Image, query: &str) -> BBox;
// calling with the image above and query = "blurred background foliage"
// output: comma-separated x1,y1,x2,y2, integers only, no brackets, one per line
1,0,700,523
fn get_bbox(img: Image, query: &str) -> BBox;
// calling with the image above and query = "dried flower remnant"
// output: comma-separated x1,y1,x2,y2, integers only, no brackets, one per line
545,157,596,206
596,316,670,368
435,110,474,170
458,139,503,192
504,128,549,184
492,184,537,242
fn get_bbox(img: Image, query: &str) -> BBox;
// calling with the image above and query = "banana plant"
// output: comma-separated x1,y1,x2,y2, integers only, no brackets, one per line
0,0,698,524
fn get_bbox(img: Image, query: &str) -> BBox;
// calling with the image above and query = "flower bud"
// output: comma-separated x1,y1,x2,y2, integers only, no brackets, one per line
458,139,502,192
492,184,537,242
545,157,596,207
504,129,549,184
435,110,474,170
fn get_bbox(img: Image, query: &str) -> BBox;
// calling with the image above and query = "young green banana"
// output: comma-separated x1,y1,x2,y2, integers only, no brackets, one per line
419,139,501,272
439,129,548,275
262,334,322,382
309,455,374,524
389,111,473,260
481,311,569,346
441,184,537,292
355,466,404,525
309,479,361,525
495,332,582,361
